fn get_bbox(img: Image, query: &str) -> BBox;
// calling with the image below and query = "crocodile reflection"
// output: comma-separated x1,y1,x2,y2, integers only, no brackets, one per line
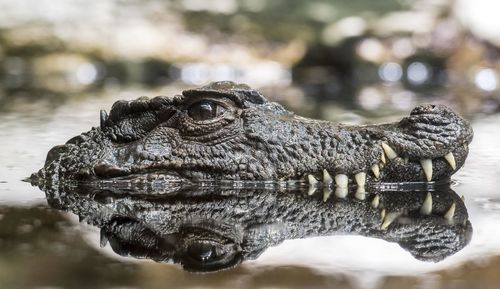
43,183,472,273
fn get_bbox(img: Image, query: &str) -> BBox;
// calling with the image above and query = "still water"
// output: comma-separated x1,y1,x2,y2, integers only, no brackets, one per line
1,88,500,289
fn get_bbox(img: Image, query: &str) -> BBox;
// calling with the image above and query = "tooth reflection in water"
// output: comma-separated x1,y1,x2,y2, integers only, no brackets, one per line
42,182,472,273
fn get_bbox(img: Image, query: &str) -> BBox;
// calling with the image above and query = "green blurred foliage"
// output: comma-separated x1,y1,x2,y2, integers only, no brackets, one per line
170,0,407,43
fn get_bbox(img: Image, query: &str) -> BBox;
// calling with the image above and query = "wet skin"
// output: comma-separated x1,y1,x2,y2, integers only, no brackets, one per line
35,81,473,188
43,183,471,273
31,82,474,272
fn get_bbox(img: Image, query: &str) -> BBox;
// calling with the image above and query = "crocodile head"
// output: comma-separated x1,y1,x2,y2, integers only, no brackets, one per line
36,81,473,186
44,184,471,273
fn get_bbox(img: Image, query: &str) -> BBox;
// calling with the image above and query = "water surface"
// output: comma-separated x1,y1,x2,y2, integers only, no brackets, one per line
1,89,500,289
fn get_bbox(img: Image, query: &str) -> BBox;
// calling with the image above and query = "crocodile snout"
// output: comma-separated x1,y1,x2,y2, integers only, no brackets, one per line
377,104,473,182
36,82,474,186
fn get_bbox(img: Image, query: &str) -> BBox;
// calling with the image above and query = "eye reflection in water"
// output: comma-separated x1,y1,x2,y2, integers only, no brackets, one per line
40,181,472,273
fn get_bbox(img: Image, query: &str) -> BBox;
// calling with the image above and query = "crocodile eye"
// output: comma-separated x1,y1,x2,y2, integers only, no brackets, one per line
182,239,242,272
187,101,226,121
186,241,218,263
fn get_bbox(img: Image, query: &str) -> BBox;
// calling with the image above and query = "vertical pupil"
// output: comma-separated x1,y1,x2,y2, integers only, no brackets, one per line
188,101,225,120
188,243,215,262
198,102,214,119
199,248,213,262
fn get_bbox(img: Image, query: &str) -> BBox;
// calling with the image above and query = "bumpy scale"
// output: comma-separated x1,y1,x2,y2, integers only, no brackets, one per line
35,81,473,187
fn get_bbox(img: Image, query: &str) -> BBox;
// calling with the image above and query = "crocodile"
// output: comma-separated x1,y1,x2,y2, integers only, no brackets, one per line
43,183,471,272
35,81,473,189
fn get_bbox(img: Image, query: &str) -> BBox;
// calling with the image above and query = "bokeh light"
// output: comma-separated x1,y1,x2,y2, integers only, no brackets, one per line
474,68,498,92
379,62,403,82
407,62,430,86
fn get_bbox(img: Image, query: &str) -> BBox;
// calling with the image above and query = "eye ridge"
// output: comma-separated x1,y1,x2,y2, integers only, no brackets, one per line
187,100,227,121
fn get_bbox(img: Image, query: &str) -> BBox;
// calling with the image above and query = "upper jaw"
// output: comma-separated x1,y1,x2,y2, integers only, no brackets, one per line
39,101,473,185
300,104,472,187
92,104,472,184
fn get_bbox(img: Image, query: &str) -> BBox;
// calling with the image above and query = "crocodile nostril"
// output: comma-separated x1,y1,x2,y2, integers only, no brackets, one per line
410,104,450,116
93,161,129,178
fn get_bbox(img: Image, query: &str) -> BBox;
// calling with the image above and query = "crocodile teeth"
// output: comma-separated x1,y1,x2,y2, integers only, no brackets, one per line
420,192,433,215
381,151,386,164
420,159,433,181
307,186,317,196
355,172,366,188
335,187,348,198
308,175,318,185
355,187,366,200
444,202,456,222
381,212,400,230
380,209,386,221
323,169,333,184
323,188,332,202
335,174,348,188
444,152,456,170
371,195,380,208
371,164,380,178
381,142,398,160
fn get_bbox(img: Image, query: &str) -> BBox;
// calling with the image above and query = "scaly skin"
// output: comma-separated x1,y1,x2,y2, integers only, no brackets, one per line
44,183,471,273
36,81,473,186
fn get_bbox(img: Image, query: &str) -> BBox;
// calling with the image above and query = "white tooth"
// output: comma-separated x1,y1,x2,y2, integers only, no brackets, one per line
381,212,400,230
381,142,398,160
371,164,380,178
355,172,366,188
444,152,456,170
420,192,433,215
323,169,333,184
371,195,380,208
380,209,386,221
308,174,318,185
335,187,348,198
307,186,317,196
335,174,348,188
323,188,332,202
355,187,366,200
420,159,433,181
461,195,465,201
444,202,456,222
381,151,386,164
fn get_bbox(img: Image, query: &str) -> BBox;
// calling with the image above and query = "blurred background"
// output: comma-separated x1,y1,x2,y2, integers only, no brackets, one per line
2,0,500,117
2,0,500,289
